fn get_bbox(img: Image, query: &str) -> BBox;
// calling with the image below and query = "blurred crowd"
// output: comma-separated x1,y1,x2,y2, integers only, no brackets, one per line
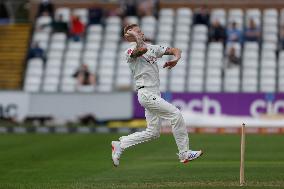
29,0,160,90
35,0,159,40
193,5,284,69
28,0,284,89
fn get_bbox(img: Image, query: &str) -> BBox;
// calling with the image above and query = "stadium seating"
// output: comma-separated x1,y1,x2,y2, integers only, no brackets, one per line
25,7,284,93
24,58,44,92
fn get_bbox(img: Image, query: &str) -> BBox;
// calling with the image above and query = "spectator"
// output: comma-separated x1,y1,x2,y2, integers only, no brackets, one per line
73,64,96,87
51,14,68,34
0,2,9,24
227,22,242,44
244,18,260,42
37,0,54,17
70,16,85,41
225,46,240,68
208,19,226,42
89,8,104,25
138,0,159,17
193,5,210,26
119,0,138,17
28,42,46,61
280,25,284,49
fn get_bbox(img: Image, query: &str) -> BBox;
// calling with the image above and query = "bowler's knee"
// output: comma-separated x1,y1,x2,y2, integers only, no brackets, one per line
173,109,183,120
171,109,185,125
147,128,160,139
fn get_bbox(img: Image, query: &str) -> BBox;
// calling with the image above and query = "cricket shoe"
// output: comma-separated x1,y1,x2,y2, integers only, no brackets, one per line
178,150,203,164
111,141,123,167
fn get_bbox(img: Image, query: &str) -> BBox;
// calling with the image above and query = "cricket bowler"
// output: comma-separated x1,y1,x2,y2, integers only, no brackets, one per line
111,24,203,166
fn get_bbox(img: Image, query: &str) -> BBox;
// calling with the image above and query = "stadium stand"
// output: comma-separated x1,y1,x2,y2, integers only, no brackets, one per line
25,6,284,93
0,24,30,89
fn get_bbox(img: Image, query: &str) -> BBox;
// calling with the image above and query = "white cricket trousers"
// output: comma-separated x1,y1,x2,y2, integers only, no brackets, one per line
119,87,189,153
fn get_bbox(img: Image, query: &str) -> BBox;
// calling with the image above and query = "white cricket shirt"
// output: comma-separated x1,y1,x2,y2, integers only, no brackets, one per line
125,43,168,90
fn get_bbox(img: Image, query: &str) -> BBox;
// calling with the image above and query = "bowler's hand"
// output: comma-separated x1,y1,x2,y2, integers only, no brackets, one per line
130,47,148,58
163,59,179,69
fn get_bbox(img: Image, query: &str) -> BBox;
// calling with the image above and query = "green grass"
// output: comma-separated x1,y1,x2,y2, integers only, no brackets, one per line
0,133,283,189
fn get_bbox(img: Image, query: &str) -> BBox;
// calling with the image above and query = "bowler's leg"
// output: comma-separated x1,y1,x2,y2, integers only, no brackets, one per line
138,92,189,153
112,94,162,166
141,94,203,162
119,109,161,149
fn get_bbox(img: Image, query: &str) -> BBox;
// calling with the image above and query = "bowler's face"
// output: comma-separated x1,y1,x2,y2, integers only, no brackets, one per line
127,26,145,42
133,27,145,39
